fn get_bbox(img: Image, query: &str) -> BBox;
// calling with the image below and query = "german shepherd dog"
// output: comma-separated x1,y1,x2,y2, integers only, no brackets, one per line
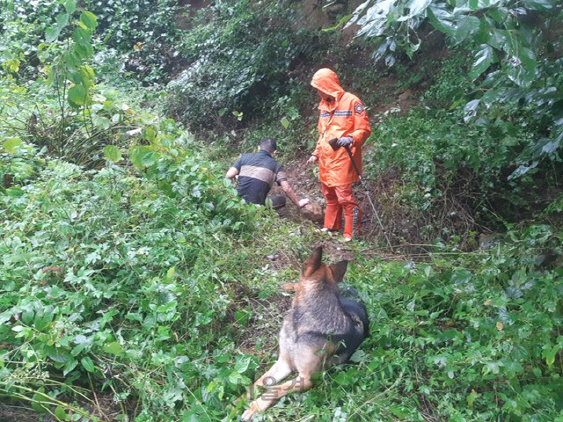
240,246,369,420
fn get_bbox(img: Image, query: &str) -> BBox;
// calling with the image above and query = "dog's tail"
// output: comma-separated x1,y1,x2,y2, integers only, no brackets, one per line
332,293,369,364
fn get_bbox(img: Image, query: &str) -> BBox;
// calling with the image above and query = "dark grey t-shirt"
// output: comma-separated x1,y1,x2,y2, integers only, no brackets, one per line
234,150,287,205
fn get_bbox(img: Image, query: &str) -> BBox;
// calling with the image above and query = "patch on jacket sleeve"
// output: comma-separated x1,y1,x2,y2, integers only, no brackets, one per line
354,103,365,114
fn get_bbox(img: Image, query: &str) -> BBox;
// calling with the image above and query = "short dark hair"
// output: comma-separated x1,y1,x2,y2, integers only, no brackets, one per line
259,138,277,153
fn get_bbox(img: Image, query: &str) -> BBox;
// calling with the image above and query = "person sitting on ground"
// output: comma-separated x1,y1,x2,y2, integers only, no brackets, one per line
226,138,309,210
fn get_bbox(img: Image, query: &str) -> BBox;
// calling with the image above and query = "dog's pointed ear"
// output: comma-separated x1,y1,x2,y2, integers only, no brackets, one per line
302,246,323,277
330,260,348,283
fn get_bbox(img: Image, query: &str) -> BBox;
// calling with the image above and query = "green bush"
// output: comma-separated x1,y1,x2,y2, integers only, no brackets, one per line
166,0,318,130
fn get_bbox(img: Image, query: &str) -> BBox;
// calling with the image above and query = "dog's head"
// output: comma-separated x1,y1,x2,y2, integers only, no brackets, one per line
300,246,348,285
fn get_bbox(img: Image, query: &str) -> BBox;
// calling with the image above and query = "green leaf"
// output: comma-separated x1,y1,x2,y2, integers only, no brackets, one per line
31,388,50,414
323,13,353,32
427,5,456,37
280,117,290,129
5,187,24,197
81,356,95,372
79,65,96,87
92,115,111,130
63,359,78,376
470,44,494,80
64,0,76,14
398,0,432,21
73,27,93,47
45,13,70,43
80,11,98,31
454,16,481,43
35,308,54,331
522,0,556,11
73,40,93,60
234,356,251,373
68,85,88,106
467,389,479,407
55,406,68,421
103,341,124,356
3,138,22,153
543,345,560,367
129,146,158,169
104,145,122,163
518,47,536,73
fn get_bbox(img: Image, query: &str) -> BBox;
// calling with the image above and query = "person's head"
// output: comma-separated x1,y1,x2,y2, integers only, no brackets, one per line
310,68,343,102
316,88,333,101
259,138,277,154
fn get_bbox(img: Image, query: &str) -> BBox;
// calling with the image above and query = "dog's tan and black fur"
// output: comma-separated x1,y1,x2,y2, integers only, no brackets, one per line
240,246,369,420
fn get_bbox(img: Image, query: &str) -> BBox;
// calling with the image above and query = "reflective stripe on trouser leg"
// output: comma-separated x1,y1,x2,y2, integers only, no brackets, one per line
321,182,342,231
333,184,360,239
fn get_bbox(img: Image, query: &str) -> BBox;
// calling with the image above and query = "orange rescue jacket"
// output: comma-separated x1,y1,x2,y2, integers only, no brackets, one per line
311,68,371,187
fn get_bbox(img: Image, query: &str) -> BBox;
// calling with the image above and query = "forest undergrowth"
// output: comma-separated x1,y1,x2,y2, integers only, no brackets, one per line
1,1,562,421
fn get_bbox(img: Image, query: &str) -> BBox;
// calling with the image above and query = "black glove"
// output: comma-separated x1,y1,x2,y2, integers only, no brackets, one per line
337,137,353,147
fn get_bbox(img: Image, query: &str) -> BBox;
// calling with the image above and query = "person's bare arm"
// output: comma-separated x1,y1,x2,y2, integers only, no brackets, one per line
225,167,239,180
280,180,308,207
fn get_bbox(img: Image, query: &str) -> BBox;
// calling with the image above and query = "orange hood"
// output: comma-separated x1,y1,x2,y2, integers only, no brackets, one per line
311,68,344,106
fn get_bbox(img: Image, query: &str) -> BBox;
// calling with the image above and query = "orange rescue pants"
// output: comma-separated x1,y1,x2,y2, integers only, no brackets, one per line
321,183,361,238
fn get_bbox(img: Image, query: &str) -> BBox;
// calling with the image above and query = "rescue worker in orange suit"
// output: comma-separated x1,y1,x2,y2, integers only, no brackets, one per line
307,68,371,241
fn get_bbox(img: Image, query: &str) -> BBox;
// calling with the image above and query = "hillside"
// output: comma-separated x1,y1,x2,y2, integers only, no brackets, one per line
1,1,562,421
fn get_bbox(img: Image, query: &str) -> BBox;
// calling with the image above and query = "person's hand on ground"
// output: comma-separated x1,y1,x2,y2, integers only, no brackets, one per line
307,155,318,164
298,198,310,208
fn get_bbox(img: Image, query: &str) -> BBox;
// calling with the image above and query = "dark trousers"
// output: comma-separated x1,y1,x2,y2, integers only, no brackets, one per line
265,195,286,210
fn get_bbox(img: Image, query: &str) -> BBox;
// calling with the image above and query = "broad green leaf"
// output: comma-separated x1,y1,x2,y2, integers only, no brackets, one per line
81,356,95,372
508,161,538,180
46,346,71,364
523,0,555,11
130,146,158,169
45,13,69,43
5,58,20,72
543,345,560,367
68,85,88,106
3,138,21,153
5,187,24,197
467,389,479,407
280,116,290,129
454,16,481,43
323,13,353,32
104,145,122,162
92,115,111,130
470,44,494,80
63,359,78,376
234,356,251,373
463,99,480,122
397,0,432,21
488,7,509,24
35,308,54,331
518,47,536,72
507,63,535,88
80,11,98,31
79,65,95,87
73,27,92,45
103,341,124,356
427,5,456,37
55,406,68,421
31,388,49,414
64,0,76,14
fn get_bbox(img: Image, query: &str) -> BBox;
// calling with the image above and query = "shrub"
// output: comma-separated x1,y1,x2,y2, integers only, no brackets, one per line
166,0,318,130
